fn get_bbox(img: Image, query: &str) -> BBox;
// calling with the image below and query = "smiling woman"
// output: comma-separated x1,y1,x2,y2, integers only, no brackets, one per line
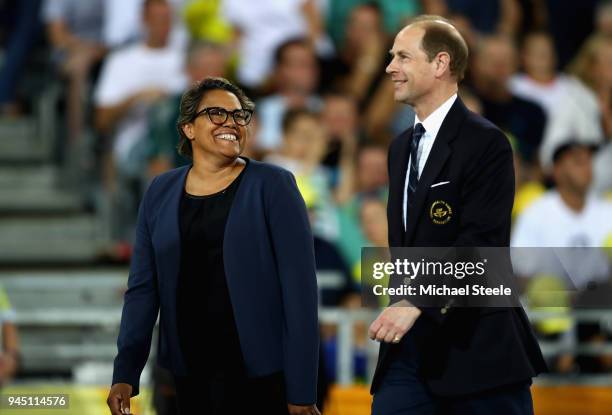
107,77,321,415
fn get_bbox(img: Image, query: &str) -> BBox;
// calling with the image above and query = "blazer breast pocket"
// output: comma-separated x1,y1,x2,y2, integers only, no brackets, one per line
426,183,458,227
430,180,450,188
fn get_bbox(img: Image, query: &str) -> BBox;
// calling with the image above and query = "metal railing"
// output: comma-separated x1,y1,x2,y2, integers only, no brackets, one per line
11,306,612,385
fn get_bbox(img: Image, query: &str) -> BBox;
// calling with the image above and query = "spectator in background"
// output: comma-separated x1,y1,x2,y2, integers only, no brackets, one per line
321,3,397,142
360,197,388,247
326,0,447,45
222,0,333,91
543,0,599,69
337,144,388,270
147,40,230,177
0,0,42,116
94,0,187,245
509,31,604,174
596,0,612,36
512,139,612,288
0,284,19,387
354,144,388,195
102,0,187,49
445,0,522,36
510,134,546,221
296,175,357,308
358,197,389,308
42,0,107,143
265,109,339,241
512,138,612,374
471,35,546,173
322,2,389,106
569,34,612,195
569,34,612,138
257,38,322,152
319,92,360,204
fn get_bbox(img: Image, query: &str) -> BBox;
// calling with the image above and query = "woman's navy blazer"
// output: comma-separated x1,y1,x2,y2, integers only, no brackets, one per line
111,158,319,405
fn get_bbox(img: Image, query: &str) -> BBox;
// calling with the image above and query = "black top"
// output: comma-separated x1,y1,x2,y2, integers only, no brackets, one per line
177,161,248,378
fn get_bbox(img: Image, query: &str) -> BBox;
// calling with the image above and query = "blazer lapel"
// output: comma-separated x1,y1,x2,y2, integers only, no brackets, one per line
388,129,412,247
404,143,451,244
403,98,468,245
153,165,190,292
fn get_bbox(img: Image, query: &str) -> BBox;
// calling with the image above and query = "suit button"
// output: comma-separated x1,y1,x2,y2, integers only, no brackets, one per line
403,277,411,285
440,307,448,315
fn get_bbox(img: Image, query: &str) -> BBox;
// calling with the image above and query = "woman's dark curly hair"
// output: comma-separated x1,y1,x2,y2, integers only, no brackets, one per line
176,77,255,158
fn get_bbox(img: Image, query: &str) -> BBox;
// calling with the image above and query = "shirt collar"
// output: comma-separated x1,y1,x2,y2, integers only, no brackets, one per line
414,93,458,139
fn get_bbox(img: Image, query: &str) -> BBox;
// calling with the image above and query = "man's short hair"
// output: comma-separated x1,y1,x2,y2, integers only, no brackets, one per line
354,1,382,17
409,15,469,81
273,37,312,67
281,108,318,134
520,30,553,50
552,140,599,164
185,40,226,66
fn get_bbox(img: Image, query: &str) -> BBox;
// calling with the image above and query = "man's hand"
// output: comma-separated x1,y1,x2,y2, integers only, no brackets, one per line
288,403,321,415
368,300,422,343
107,383,133,415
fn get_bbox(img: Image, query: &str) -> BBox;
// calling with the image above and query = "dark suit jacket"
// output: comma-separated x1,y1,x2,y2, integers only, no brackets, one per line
371,98,547,397
112,159,319,405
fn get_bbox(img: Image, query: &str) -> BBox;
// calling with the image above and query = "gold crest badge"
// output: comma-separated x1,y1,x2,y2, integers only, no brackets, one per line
430,200,452,225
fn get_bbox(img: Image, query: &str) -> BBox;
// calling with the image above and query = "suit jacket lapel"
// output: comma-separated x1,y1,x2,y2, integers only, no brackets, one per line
154,165,190,292
403,98,468,245
388,129,412,247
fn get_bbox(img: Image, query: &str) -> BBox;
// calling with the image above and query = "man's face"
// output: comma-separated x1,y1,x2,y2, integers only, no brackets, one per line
386,26,437,105
346,6,382,48
284,114,324,160
188,47,227,82
144,2,172,46
360,199,388,246
321,95,357,139
596,6,612,36
474,38,517,88
277,44,318,94
553,147,593,195
522,34,555,77
357,148,388,191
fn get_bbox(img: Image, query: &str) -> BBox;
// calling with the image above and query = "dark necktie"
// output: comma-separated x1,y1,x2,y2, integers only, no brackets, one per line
406,123,426,222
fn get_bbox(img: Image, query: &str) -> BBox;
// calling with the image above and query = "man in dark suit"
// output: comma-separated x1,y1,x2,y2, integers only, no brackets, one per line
368,15,547,414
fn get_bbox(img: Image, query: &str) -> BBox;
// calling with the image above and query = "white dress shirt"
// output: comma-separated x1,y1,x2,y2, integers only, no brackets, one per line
403,93,458,230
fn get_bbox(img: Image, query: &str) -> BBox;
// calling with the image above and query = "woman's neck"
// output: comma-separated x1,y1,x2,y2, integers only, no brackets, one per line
191,156,242,178
186,155,245,195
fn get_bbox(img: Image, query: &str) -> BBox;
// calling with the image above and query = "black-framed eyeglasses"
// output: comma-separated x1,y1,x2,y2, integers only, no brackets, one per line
194,107,253,126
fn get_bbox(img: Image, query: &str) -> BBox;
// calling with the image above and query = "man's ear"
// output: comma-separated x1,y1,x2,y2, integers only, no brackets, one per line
182,123,194,140
434,52,451,78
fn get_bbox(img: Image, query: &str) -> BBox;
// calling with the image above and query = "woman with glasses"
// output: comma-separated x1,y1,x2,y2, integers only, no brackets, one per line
107,77,320,415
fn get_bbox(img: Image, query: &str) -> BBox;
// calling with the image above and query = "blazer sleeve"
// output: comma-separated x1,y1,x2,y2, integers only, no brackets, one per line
112,179,160,397
455,129,515,246
266,170,319,405
420,129,515,324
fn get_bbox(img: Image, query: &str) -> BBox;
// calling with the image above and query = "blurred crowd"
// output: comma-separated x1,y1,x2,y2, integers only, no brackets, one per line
1,0,612,388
